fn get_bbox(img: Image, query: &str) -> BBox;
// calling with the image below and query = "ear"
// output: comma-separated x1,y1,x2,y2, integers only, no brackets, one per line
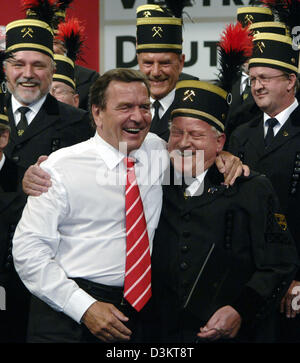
179,54,185,72
73,94,80,108
287,73,297,92
0,130,10,150
92,104,103,129
216,133,226,153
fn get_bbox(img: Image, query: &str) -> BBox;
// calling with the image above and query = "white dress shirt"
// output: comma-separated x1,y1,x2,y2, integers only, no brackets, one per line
184,170,208,197
0,153,5,171
263,98,298,137
240,71,249,95
11,94,47,127
13,132,168,323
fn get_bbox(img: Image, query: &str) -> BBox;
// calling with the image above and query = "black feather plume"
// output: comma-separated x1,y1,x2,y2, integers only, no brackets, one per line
57,0,74,10
0,51,6,85
164,0,186,18
22,0,59,27
217,23,253,92
56,17,85,61
260,0,300,33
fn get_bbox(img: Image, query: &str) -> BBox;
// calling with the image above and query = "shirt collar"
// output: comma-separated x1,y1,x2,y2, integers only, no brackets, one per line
185,169,208,196
150,88,175,114
12,94,47,117
264,98,299,126
0,153,5,171
93,132,147,170
240,71,249,94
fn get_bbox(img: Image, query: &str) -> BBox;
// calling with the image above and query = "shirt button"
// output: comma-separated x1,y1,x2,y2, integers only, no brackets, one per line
182,231,190,238
181,244,189,253
183,213,191,221
6,254,13,262
182,280,189,288
180,261,189,270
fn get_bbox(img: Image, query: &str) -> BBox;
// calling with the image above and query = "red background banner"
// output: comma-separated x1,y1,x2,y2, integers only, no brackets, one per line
0,0,100,72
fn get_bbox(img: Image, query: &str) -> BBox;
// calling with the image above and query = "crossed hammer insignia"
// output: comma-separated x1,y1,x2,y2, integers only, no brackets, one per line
152,26,163,38
183,90,195,102
21,27,34,38
256,41,265,53
244,14,254,24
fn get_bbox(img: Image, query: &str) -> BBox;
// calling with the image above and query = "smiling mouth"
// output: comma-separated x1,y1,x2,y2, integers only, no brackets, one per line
18,82,39,88
173,149,196,157
124,128,141,134
149,79,167,84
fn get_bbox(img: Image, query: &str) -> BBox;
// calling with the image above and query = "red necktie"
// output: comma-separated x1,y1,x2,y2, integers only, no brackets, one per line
124,157,152,311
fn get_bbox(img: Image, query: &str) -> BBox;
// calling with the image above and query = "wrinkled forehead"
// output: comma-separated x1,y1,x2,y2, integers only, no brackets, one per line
171,116,213,131
249,65,281,76
138,51,181,63
106,80,150,99
8,50,52,64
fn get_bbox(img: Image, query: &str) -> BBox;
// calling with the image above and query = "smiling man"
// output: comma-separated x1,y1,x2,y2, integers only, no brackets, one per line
3,17,93,171
12,68,169,343
150,79,299,343
135,4,195,142
1,14,94,343
5,50,54,105
228,32,300,343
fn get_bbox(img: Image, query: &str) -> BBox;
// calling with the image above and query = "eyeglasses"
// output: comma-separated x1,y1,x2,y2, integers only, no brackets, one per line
51,86,75,97
249,73,288,87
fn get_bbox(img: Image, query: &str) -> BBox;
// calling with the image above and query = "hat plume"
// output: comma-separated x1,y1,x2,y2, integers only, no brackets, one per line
217,22,253,92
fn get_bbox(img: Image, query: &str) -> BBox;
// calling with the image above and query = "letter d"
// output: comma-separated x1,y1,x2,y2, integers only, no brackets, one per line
0,286,6,310
292,286,300,311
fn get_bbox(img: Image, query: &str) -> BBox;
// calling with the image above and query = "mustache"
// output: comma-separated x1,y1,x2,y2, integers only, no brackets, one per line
16,78,41,86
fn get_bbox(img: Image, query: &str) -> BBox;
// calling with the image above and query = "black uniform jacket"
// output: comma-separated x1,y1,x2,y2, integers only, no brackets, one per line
4,94,94,171
151,165,298,341
0,157,26,276
228,105,300,279
74,65,99,111
0,158,28,342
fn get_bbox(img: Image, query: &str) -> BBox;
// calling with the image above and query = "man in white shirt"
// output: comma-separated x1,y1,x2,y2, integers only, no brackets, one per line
12,68,168,343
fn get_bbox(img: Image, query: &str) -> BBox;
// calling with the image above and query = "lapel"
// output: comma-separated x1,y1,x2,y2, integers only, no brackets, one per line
0,157,18,192
263,107,300,155
186,165,230,211
167,165,232,213
244,114,266,159
0,192,20,214
7,94,60,146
